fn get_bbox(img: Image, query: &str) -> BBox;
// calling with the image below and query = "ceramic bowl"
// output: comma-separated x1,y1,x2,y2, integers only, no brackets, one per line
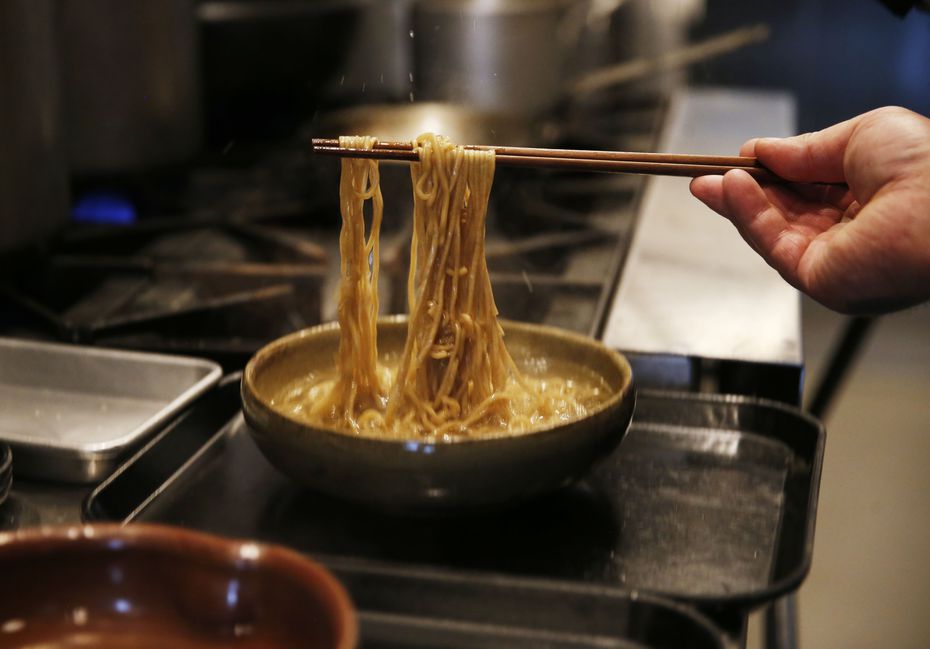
0,524,356,649
242,317,635,513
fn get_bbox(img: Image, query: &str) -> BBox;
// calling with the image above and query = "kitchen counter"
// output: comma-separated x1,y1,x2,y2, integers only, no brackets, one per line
603,88,802,397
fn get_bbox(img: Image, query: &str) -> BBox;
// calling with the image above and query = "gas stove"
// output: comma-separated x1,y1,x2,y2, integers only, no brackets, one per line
0,97,665,371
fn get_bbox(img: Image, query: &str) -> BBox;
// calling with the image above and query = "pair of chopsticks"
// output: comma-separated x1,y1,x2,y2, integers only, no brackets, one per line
311,138,779,183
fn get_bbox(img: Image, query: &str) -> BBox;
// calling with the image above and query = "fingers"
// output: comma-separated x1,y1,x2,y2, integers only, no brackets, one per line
692,171,797,273
843,200,862,221
714,170,826,289
689,175,727,216
720,171,802,272
694,107,930,314
739,139,759,157
779,182,855,209
694,172,852,219
739,114,865,183
759,184,851,230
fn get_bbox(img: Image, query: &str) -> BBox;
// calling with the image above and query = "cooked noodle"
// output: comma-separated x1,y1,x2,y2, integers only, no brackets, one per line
385,134,528,435
306,135,387,432
277,134,603,439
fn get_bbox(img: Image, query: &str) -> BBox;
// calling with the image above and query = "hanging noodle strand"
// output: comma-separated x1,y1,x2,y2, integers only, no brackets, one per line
307,135,386,432
384,134,525,436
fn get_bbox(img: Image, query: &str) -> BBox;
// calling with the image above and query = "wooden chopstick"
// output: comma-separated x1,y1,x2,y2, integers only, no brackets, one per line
313,138,757,167
311,138,779,182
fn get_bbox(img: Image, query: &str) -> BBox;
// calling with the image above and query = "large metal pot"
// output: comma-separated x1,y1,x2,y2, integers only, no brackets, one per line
409,0,718,122
0,0,69,252
315,19,766,150
412,0,590,115
57,0,202,173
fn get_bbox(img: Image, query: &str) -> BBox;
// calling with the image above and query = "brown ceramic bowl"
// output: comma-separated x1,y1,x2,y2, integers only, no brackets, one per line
0,524,356,649
242,316,635,513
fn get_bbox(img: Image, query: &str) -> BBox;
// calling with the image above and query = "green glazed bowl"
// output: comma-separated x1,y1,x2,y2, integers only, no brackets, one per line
242,316,635,513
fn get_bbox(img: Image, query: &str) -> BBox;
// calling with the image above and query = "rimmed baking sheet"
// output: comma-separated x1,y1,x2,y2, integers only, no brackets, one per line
0,338,221,483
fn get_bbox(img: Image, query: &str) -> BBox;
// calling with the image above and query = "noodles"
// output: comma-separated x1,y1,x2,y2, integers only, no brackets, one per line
385,134,524,436
306,136,386,432
278,133,602,439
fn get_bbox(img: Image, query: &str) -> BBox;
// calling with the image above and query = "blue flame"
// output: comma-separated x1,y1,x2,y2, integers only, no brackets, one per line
72,192,137,225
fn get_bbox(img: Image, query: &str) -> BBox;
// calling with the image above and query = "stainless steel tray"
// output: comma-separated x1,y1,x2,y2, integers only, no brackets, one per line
0,338,221,483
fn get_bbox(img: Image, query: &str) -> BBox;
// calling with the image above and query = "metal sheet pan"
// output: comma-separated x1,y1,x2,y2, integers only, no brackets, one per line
328,556,726,649
0,337,221,483
85,389,824,612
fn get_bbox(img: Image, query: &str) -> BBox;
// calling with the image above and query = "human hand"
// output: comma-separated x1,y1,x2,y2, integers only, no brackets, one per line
690,106,930,314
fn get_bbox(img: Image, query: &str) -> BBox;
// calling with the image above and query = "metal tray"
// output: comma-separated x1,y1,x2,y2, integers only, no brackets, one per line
0,337,221,483
327,556,726,649
85,388,823,612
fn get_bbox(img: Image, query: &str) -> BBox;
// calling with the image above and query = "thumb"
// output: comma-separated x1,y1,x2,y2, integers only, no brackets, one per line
741,113,864,184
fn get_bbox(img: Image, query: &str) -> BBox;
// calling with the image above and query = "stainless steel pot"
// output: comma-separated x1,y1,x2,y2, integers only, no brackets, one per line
57,0,201,173
0,0,69,251
409,0,721,119
314,24,767,149
412,0,590,115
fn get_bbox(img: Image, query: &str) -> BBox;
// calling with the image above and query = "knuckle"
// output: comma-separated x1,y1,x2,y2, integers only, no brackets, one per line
867,106,912,124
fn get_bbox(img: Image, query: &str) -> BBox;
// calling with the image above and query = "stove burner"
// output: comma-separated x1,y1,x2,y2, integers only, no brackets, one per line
2,216,327,369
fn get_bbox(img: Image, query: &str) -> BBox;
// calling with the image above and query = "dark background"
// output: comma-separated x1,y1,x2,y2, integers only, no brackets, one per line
690,0,930,133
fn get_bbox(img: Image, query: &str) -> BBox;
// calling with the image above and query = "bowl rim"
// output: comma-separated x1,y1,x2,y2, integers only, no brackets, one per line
242,315,634,446
0,522,358,649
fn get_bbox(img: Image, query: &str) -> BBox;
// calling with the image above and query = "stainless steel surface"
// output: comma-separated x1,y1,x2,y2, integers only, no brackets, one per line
0,0,69,251
0,480,87,529
602,88,802,368
596,0,704,88
58,0,201,172
413,0,589,115
0,338,221,483
320,0,412,104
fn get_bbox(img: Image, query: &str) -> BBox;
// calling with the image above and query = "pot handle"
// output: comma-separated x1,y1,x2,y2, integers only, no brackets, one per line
570,23,770,97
